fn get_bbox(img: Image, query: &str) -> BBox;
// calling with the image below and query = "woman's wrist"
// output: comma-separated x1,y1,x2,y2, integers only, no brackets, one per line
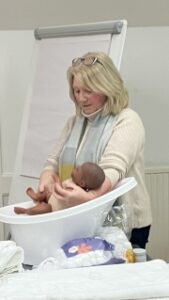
39,170,58,192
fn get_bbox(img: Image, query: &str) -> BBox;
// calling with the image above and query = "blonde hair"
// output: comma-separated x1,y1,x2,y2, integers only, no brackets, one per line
67,51,129,116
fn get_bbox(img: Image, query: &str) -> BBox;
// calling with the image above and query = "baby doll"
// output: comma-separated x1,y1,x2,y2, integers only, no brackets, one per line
14,162,105,215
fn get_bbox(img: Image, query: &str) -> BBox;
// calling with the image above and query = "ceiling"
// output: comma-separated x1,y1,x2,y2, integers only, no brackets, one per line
0,0,169,30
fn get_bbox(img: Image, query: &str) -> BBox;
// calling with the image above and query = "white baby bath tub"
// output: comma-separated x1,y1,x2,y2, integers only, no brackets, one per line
0,177,136,265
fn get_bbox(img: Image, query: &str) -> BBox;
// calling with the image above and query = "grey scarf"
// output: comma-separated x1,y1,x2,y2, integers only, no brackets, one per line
58,112,116,181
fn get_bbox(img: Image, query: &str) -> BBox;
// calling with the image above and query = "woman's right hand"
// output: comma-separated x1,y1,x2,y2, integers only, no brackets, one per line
38,170,59,193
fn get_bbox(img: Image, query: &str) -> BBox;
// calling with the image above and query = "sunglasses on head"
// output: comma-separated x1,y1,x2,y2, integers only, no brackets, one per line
72,56,103,67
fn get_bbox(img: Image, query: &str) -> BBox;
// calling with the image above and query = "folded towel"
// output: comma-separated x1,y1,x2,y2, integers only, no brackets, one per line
0,241,24,276
0,259,169,299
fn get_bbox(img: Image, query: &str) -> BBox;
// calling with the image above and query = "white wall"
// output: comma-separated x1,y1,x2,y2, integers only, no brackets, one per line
120,27,169,167
0,26,169,176
0,31,34,175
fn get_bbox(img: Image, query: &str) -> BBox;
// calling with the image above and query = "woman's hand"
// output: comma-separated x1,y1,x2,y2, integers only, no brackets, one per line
54,176,112,207
54,182,91,207
38,170,60,193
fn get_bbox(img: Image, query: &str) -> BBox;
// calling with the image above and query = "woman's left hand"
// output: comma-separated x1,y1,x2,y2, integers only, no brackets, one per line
54,182,91,207
54,176,112,207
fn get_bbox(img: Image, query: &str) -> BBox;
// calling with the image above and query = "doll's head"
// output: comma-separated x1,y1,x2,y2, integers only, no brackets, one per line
71,162,105,190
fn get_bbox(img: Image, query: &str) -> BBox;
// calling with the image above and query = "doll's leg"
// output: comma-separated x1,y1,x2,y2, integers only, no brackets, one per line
14,202,52,215
26,187,47,202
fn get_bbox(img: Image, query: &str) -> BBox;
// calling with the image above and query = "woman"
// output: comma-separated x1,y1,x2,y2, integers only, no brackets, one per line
38,52,152,248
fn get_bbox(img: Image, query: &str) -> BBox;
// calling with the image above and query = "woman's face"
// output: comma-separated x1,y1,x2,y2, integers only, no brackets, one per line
72,78,107,114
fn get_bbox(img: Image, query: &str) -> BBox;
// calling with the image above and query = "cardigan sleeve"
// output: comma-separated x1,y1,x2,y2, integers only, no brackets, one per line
99,108,145,185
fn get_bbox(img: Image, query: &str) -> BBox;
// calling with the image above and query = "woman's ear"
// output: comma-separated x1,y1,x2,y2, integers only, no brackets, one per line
80,179,86,188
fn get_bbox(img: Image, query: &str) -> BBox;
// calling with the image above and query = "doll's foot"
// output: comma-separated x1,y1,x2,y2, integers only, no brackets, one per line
14,207,27,214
